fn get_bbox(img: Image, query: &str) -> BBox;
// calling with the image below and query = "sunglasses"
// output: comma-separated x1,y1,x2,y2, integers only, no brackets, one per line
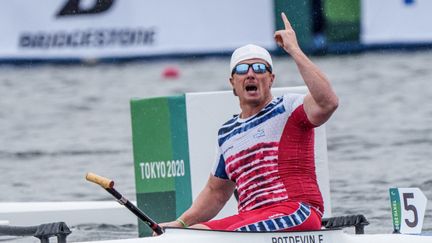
232,62,272,75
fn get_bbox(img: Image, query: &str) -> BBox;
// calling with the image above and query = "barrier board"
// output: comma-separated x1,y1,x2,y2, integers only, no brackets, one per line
361,0,432,44
131,87,332,236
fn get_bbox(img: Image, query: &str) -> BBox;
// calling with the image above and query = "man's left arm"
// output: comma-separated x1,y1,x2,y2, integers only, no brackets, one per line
275,12,338,126
292,51,338,126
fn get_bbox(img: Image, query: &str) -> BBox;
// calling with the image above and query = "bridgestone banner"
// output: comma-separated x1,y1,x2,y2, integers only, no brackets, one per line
0,0,275,60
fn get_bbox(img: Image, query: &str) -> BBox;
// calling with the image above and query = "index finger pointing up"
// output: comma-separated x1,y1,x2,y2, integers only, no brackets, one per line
281,12,293,30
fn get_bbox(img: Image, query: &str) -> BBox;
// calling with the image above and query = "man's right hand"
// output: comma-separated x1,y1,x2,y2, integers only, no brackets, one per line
152,220,184,236
274,12,301,55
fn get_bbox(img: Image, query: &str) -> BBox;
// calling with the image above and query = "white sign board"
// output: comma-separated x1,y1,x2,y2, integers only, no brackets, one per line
0,0,275,60
389,188,428,234
362,0,432,44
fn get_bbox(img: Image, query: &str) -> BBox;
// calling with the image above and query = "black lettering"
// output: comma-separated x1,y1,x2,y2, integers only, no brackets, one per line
41,34,51,49
107,29,117,45
120,29,133,46
34,34,45,48
66,32,80,47
52,32,67,47
142,29,155,45
57,0,115,17
95,31,105,46
17,28,156,49
309,235,315,243
301,235,307,243
80,31,92,46
272,237,289,243
318,234,323,243
19,35,31,48
403,192,419,227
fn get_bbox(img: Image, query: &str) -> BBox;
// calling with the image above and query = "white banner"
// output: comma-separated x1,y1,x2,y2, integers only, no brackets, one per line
0,0,275,60
362,0,432,44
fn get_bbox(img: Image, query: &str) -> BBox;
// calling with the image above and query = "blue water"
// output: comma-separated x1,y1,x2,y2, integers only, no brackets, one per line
1,51,432,241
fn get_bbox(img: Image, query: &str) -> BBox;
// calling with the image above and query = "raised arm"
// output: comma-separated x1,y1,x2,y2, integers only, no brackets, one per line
159,175,235,229
274,12,338,126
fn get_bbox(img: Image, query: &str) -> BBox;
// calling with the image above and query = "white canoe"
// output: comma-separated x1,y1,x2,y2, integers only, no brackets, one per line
0,201,136,226
78,227,432,243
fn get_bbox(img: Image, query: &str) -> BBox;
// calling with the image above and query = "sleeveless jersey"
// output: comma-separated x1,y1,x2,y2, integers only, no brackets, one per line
212,94,324,214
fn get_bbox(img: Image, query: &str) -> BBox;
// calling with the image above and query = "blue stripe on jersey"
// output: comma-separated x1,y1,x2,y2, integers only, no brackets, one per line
301,203,310,213
235,203,312,232
273,218,285,229
213,155,228,179
237,226,247,232
248,224,257,231
222,115,239,127
266,220,277,231
218,97,283,136
291,215,300,225
283,216,294,227
298,206,309,220
218,104,286,146
297,210,306,221
257,221,266,231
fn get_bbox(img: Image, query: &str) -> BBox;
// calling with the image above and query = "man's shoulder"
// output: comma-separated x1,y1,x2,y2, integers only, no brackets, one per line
280,92,304,99
280,93,305,107
217,114,239,133
223,114,239,125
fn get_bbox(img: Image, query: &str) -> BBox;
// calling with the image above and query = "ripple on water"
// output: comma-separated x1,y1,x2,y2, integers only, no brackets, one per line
68,224,138,242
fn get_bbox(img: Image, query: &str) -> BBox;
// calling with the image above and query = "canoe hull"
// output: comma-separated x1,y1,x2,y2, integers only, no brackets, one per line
78,227,432,243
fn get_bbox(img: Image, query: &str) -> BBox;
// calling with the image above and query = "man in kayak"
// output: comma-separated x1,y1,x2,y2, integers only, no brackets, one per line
160,12,338,232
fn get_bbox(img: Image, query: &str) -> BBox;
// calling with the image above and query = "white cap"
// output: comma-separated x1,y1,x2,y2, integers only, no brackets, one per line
230,44,273,73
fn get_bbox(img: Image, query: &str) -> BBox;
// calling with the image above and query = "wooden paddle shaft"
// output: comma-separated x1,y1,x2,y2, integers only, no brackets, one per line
105,187,164,235
85,172,164,235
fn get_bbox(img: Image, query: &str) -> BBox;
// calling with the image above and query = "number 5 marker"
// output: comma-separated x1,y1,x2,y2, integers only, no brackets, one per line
389,188,428,234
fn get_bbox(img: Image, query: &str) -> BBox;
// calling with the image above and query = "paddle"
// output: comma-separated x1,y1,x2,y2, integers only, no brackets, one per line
85,172,164,235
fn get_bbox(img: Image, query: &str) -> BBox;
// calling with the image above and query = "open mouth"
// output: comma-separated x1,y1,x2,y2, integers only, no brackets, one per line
245,84,258,92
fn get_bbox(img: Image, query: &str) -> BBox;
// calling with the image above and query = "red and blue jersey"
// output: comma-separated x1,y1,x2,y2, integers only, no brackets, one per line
212,94,324,214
